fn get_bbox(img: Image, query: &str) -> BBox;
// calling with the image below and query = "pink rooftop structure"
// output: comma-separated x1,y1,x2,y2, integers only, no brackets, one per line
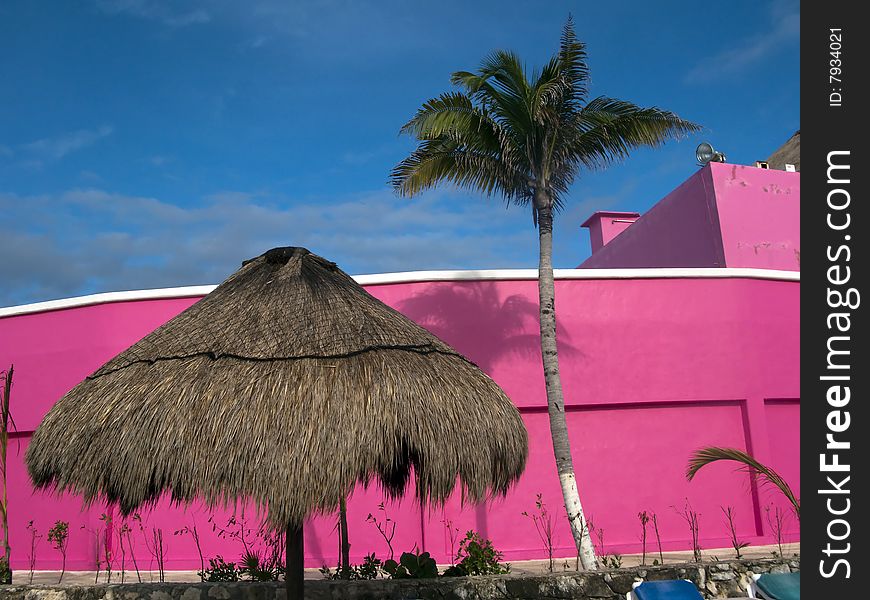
0,160,799,573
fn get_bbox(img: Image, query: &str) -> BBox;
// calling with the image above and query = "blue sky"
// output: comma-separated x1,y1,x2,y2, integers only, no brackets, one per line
0,0,799,306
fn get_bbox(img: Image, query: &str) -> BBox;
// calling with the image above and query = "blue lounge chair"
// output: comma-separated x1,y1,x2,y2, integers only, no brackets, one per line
627,579,704,600
749,572,799,600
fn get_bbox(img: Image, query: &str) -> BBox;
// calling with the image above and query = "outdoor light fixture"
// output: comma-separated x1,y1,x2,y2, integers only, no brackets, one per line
695,142,727,166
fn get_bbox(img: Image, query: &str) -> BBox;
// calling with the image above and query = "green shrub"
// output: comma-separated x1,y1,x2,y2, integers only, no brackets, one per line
600,554,622,569
382,550,438,579
320,553,382,580
239,550,284,581
442,531,510,576
200,556,240,582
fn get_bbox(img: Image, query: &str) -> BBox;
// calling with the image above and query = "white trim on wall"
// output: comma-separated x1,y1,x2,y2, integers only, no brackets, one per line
0,267,800,319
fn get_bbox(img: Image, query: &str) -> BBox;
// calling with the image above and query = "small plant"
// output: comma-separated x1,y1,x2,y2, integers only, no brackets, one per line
200,556,240,582
382,549,438,579
239,549,284,581
522,494,556,572
26,521,41,584
80,523,102,583
673,499,701,563
320,553,382,580
599,554,622,569
47,520,70,583
441,516,460,566
721,506,749,558
116,521,131,583
638,511,650,565
79,525,103,585
366,503,397,561
442,531,510,576
128,514,143,582
143,526,167,582
0,556,9,586
175,523,205,581
650,512,664,565
253,525,286,581
210,514,253,556
99,513,114,583
765,504,788,557
355,553,382,580
587,518,615,570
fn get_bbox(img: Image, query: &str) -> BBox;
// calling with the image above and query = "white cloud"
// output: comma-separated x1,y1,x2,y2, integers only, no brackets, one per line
685,0,799,84
164,8,210,26
95,0,211,27
0,187,547,307
23,126,114,160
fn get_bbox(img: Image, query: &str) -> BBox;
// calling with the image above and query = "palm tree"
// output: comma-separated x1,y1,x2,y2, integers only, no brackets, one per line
687,447,800,520
391,17,700,569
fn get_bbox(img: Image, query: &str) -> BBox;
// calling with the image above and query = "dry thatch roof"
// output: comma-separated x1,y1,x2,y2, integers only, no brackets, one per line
767,130,800,172
26,247,528,527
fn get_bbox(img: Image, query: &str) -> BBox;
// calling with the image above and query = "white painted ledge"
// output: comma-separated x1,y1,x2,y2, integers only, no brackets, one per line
0,267,799,319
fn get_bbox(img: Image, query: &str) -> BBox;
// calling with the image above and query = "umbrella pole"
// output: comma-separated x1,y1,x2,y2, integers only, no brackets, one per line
285,523,304,599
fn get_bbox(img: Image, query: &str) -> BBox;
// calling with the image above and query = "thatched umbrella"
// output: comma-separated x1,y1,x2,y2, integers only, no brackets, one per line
26,247,528,597
766,130,800,171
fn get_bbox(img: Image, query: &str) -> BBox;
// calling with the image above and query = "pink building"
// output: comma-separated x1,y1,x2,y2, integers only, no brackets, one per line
0,161,799,572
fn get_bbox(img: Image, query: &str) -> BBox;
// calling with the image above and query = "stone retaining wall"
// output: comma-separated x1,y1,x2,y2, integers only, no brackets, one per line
0,557,799,600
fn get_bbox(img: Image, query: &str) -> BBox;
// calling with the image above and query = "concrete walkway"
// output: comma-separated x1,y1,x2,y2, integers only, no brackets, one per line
12,543,798,585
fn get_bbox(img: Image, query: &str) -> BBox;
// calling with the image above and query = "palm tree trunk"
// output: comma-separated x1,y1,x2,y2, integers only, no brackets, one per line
285,523,304,599
338,498,350,578
536,203,597,570
1,366,12,584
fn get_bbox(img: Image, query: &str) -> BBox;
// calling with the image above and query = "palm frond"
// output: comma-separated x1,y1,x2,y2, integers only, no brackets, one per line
557,15,589,104
399,92,528,176
390,138,529,203
393,16,701,227
553,97,699,172
477,50,532,104
399,93,485,139
686,447,800,520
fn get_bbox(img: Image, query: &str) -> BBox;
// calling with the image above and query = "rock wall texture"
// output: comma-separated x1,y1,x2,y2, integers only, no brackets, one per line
0,557,799,600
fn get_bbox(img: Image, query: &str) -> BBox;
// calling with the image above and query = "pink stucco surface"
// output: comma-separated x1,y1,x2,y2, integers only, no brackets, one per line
581,212,640,254
579,168,723,268
579,163,799,271
709,163,801,271
1,275,799,570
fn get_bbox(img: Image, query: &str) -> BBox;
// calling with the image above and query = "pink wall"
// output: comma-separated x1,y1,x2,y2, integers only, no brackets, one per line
580,163,800,271
710,163,801,271
1,275,799,571
581,212,640,254
580,168,724,268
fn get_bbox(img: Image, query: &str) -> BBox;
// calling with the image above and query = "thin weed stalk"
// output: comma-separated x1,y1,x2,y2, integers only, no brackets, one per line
638,511,650,565
673,499,701,563
651,512,664,565
442,516,460,565
26,521,41,584
721,506,749,559
366,503,396,561
765,504,788,557
522,494,556,573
